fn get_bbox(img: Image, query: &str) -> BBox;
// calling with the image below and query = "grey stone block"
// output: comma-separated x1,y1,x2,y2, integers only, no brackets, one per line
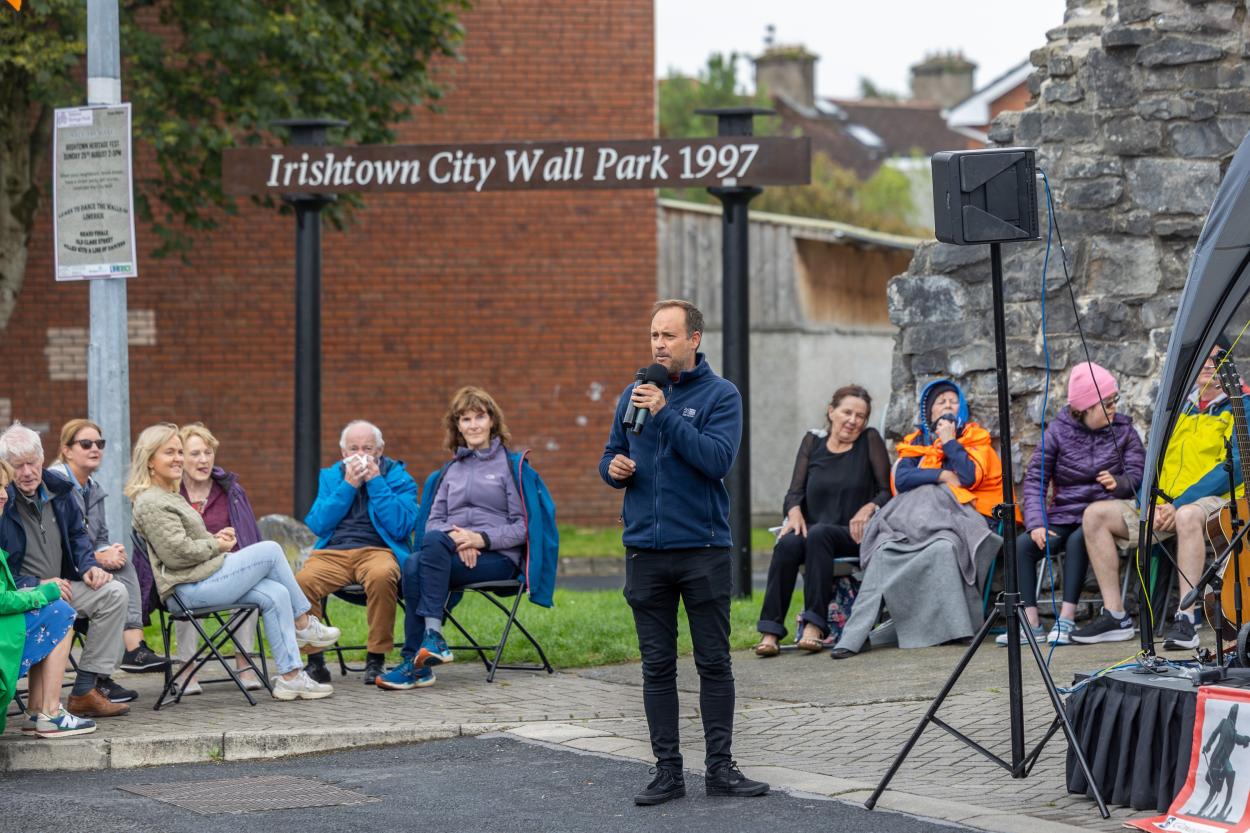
886,275,970,325
1137,37,1224,67
1125,157,1221,214
1059,155,1122,179
1083,236,1162,298
1135,96,1191,120
1060,176,1123,209
1169,121,1233,157
1103,116,1164,155
1043,81,1085,104
1102,25,1157,49
1042,111,1097,142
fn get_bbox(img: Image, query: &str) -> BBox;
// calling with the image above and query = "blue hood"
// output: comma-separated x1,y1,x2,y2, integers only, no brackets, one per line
915,378,970,444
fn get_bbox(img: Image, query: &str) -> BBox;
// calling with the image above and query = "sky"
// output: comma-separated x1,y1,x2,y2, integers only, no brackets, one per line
655,0,1069,100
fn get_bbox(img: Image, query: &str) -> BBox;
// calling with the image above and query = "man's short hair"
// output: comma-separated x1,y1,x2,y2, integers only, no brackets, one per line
651,299,705,337
339,420,384,451
0,423,44,465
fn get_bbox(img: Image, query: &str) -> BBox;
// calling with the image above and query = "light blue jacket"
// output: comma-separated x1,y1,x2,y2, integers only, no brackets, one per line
304,456,419,566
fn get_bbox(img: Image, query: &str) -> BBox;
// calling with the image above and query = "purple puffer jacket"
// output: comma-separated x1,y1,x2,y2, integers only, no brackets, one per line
1021,409,1145,530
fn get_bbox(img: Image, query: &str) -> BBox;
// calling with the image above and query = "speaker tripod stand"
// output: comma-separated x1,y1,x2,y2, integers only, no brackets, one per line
864,242,1109,819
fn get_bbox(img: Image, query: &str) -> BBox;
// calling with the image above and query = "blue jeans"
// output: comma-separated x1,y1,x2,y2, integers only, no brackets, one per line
171,541,311,674
400,530,519,657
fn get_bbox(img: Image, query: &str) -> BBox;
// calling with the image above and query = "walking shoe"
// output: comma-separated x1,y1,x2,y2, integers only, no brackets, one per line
176,678,203,696
270,671,334,701
1048,618,1075,646
415,629,454,667
20,713,38,735
705,760,769,797
634,766,686,806
362,654,386,685
995,622,1046,646
304,654,332,684
119,642,171,673
67,688,130,717
374,658,436,690
294,616,341,649
1070,609,1134,644
34,709,97,739
1163,615,1200,651
96,675,138,704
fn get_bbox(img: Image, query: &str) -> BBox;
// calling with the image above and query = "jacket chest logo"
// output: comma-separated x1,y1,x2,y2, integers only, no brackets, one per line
681,407,697,419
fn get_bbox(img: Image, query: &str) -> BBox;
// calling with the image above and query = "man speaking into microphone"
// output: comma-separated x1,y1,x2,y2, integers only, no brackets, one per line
599,299,768,806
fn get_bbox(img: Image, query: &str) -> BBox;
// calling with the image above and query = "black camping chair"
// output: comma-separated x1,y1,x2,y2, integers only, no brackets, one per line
442,567,554,684
317,584,404,676
134,532,272,709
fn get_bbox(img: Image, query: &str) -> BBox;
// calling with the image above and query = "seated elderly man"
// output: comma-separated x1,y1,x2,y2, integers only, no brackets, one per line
298,420,418,685
0,423,131,717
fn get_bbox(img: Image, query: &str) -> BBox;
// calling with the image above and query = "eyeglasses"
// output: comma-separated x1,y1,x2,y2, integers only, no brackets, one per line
73,439,106,450
1101,394,1120,408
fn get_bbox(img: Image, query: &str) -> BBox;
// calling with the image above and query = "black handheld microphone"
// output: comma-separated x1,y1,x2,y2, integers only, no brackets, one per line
630,364,671,434
622,368,646,429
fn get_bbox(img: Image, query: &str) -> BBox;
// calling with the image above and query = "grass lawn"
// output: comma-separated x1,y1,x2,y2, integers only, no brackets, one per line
559,525,779,558
147,587,804,671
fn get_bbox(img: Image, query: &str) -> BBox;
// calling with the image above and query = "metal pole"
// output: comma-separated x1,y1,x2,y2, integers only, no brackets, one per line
702,106,771,598
86,0,131,544
990,242,1027,772
274,119,344,520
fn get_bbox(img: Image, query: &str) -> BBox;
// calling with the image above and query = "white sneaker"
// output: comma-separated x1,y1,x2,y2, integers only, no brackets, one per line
294,615,341,649
271,670,334,701
1047,618,1075,646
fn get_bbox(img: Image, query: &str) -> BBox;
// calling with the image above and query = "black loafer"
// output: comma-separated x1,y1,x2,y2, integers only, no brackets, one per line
635,766,686,806
830,647,858,660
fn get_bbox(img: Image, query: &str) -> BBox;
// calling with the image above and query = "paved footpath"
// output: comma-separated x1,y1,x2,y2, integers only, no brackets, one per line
1,637,1166,833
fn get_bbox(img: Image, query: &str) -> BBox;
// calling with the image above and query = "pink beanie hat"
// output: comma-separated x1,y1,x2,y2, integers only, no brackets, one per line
1068,361,1118,411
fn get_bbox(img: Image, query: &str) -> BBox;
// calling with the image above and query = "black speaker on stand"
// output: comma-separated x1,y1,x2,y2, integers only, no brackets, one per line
865,147,1108,819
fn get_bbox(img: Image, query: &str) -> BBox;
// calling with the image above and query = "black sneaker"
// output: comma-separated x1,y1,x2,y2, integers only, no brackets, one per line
304,655,332,685
362,654,386,686
119,642,171,674
705,760,769,797
1163,615,1200,651
634,766,686,806
1070,609,1134,644
96,675,138,703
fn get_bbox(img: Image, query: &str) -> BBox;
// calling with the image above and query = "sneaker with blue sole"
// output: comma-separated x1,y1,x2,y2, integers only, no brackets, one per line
374,658,436,691
415,629,454,668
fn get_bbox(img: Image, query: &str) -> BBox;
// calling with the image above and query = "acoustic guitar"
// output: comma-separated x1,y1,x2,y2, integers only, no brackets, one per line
1202,351,1250,640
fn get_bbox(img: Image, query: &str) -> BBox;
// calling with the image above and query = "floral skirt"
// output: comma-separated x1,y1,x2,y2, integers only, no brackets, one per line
19,600,75,678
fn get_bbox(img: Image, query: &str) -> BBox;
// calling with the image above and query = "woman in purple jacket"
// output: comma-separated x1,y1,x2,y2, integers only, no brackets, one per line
174,422,266,694
1002,362,1144,646
377,386,526,691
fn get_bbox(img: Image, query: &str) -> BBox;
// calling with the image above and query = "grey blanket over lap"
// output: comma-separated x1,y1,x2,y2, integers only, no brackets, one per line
834,484,1002,653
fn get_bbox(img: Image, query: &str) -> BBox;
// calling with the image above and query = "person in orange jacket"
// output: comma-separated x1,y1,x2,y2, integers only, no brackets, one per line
893,379,1004,522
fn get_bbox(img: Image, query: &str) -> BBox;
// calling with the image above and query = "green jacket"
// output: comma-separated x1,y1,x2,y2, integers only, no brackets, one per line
0,549,61,733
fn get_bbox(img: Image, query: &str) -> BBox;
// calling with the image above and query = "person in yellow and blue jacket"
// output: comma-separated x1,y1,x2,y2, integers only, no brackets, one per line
1072,341,1246,651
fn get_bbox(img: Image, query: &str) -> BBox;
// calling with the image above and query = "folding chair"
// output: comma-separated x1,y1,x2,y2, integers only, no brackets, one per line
132,532,272,709
317,584,404,676
154,589,271,709
442,572,554,683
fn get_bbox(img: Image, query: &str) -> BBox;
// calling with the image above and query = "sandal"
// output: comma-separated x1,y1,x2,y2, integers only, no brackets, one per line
797,626,826,653
753,640,780,657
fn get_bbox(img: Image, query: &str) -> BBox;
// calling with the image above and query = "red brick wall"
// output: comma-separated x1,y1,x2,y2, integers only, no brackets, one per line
5,0,655,524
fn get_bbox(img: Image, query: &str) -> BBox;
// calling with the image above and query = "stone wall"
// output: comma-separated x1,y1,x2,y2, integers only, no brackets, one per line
887,0,1249,474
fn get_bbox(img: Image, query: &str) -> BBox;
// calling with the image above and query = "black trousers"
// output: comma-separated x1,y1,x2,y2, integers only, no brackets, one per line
624,547,734,771
757,524,856,639
1015,523,1089,608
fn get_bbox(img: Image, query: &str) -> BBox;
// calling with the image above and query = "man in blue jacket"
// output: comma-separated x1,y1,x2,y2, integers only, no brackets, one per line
600,299,768,806
297,420,418,685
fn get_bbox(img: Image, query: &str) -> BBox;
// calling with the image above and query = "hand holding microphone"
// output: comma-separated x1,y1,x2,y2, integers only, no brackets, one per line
628,364,670,434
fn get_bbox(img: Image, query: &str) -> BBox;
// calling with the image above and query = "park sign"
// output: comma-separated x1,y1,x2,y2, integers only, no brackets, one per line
222,136,811,195
52,103,139,281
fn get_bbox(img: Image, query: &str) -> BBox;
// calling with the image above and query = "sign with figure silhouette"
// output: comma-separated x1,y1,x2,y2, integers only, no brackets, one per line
1129,687,1250,833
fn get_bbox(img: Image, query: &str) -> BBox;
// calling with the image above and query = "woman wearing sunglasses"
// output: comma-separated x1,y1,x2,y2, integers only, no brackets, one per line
49,419,169,696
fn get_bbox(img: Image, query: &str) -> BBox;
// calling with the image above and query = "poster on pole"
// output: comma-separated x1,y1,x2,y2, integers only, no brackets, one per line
1126,686,1250,833
52,103,138,281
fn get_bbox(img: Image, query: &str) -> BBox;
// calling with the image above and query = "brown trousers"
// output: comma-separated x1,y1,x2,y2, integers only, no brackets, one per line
295,547,400,654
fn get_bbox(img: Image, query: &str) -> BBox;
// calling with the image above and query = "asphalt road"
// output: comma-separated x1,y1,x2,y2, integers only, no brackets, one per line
0,735,970,833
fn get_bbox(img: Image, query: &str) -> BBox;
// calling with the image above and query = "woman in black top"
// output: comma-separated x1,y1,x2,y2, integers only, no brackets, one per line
755,385,891,656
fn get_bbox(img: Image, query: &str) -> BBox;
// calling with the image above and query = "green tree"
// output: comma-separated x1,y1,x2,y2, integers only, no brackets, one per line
858,76,900,101
754,153,922,237
1,0,466,329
